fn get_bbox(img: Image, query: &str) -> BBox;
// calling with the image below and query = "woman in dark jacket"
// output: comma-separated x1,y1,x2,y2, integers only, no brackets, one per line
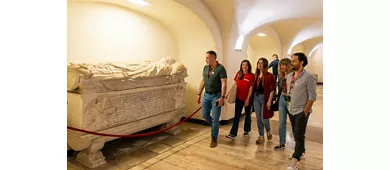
253,57,276,144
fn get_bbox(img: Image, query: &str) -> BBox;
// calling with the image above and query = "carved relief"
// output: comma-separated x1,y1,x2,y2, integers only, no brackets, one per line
81,85,186,131
174,84,186,109
83,95,113,131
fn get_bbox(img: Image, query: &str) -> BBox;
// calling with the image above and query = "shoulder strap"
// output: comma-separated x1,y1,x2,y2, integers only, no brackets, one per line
234,72,238,81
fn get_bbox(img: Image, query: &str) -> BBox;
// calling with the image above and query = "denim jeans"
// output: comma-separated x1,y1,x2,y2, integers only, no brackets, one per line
278,95,289,145
253,94,271,137
288,111,310,161
202,92,222,139
228,98,252,136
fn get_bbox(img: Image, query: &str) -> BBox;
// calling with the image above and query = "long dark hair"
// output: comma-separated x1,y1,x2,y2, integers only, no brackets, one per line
255,58,269,86
237,59,252,80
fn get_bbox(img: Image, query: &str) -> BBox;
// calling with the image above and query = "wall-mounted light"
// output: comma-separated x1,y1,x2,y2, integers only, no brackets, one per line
235,35,245,51
257,33,266,37
128,0,150,6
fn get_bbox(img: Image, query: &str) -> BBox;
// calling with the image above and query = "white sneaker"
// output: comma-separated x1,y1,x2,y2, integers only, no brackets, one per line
287,158,298,170
243,131,250,136
225,134,235,140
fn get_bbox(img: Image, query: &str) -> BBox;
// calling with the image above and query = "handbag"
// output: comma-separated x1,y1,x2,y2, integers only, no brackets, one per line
271,97,279,111
271,76,281,111
271,88,280,111
227,83,237,104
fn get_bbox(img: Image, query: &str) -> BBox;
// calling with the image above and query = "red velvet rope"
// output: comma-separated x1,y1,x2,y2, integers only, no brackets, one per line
67,106,202,138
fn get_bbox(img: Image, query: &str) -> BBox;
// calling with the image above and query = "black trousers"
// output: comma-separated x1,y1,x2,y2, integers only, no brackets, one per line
288,111,310,161
229,98,253,136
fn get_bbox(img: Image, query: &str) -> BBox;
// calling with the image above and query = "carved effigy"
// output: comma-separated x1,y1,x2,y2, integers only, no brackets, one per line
67,56,187,93
67,57,187,168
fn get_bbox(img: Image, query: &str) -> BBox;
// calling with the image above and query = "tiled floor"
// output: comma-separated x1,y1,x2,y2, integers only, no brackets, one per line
67,85,323,170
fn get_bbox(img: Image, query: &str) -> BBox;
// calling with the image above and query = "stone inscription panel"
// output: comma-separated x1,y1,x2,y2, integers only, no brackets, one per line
104,87,177,127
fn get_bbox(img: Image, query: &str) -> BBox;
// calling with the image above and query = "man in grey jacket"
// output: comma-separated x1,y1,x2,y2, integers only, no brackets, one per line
286,52,317,170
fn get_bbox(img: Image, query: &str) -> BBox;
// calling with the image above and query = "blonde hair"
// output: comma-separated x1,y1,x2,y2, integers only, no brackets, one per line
278,58,293,78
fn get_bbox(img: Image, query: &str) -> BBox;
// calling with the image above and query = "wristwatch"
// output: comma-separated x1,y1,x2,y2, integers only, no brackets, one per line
222,96,225,99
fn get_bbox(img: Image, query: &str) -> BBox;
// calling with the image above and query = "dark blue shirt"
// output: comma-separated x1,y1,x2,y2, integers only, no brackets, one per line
269,59,279,76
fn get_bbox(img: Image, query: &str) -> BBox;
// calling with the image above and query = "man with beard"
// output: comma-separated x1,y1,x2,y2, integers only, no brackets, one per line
286,52,317,170
196,50,227,148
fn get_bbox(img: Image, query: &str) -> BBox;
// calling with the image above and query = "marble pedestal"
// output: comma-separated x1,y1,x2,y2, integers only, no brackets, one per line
67,81,187,168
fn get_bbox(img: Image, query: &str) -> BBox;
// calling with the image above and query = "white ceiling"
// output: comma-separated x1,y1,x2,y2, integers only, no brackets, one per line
199,0,323,54
69,0,323,55
233,0,323,35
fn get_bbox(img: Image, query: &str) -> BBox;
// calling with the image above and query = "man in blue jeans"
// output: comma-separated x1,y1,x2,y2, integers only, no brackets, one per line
196,50,227,148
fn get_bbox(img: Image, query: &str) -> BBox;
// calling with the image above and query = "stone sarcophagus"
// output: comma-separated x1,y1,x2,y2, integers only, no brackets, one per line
67,57,187,168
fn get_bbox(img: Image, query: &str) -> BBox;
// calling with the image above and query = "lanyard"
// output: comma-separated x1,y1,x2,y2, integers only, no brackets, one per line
208,62,219,77
289,70,304,93
256,74,263,87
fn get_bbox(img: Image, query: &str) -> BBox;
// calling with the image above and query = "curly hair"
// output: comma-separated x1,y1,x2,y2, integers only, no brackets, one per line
278,58,293,78
293,52,308,67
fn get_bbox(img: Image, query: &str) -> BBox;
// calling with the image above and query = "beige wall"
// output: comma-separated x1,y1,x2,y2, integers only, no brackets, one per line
306,46,323,83
68,1,218,120
68,2,178,64
177,24,218,120
246,44,255,63
67,1,321,123
291,44,305,55
248,35,280,73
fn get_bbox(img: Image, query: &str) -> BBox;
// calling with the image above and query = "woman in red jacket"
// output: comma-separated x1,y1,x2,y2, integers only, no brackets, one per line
225,60,255,139
253,57,276,144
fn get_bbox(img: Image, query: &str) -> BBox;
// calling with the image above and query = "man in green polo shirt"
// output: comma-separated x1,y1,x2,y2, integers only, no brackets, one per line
196,50,227,148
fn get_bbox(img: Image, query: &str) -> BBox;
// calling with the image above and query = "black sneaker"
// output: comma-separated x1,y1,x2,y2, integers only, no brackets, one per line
226,134,235,140
274,144,285,150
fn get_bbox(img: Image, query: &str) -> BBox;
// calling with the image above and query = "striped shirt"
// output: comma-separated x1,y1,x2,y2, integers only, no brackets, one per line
286,69,317,115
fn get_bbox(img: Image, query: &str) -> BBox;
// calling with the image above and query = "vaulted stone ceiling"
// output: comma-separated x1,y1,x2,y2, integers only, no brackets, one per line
201,0,323,55
70,0,323,55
